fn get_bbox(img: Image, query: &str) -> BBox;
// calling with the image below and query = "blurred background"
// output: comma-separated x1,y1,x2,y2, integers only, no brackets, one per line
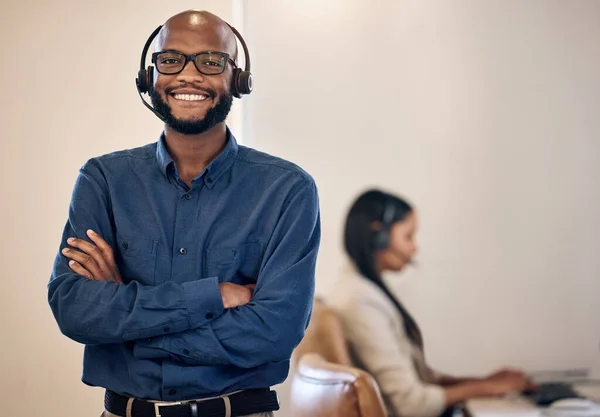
1,0,599,415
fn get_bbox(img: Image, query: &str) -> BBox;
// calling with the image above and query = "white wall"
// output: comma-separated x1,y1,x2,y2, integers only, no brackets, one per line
1,1,599,417
242,1,600,414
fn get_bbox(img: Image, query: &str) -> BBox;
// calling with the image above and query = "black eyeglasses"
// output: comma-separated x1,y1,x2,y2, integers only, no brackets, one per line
151,50,237,75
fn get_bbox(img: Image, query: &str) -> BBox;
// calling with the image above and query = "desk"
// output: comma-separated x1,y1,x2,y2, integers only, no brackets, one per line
466,381,600,417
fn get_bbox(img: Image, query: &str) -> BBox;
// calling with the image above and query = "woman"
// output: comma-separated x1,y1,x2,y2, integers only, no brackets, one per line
328,189,536,417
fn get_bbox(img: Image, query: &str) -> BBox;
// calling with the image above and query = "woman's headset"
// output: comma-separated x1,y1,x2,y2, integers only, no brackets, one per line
373,196,416,266
373,197,396,250
135,23,253,99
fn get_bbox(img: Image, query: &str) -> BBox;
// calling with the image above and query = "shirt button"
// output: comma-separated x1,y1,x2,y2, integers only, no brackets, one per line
163,327,170,332
205,313,213,319
183,349,190,355
169,389,176,396
179,248,187,255
206,177,213,183
184,194,191,200
121,242,128,250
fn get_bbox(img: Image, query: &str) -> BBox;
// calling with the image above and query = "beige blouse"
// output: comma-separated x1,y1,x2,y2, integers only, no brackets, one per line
327,264,446,417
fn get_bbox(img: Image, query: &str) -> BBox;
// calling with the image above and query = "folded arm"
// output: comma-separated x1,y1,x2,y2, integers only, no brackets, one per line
133,180,321,369
47,160,224,345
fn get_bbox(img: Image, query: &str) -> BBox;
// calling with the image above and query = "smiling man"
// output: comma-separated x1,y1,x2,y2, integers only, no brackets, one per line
47,10,320,417
149,12,238,139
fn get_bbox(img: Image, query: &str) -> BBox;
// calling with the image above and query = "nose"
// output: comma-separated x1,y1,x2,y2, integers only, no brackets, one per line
175,60,206,84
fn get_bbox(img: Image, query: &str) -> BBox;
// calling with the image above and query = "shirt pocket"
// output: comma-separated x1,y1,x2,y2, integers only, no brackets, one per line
116,233,159,285
205,241,263,282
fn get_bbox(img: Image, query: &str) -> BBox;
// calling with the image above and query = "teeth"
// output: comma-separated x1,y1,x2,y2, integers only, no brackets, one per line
173,94,208,101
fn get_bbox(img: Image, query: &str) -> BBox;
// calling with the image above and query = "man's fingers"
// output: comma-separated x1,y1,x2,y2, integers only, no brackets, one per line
63,234,122,283
86,229,115,262
62,247,102,277
68,260,95,280
66,236,110,271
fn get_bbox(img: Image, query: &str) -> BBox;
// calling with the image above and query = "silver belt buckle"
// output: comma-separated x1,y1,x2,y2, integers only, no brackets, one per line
153,401,182,417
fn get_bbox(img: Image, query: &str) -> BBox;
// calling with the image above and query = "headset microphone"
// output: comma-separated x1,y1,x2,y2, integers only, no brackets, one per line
389,246,418,267
136,87,166,122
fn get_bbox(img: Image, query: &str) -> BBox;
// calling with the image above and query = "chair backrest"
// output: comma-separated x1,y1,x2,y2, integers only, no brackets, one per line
290,353,387,417
292,298,352,366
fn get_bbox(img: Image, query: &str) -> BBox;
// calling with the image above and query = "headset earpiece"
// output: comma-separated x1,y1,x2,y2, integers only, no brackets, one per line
373,226,391,249
136,25,162,95
145,66,154,93
227,24,253,98
136,67,153,94
231,68,253,98
373,197,395,249
135,69,144,93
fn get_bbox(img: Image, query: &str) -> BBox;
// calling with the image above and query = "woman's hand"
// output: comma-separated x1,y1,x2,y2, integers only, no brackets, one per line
444,367,538,406
486,368,528,381
481,371,537,396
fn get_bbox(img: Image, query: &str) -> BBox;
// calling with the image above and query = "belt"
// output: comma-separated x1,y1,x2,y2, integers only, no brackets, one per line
105,389,280,417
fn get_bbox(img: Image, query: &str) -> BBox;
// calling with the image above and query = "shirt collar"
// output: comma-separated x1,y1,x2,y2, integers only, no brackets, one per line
155,127,239,189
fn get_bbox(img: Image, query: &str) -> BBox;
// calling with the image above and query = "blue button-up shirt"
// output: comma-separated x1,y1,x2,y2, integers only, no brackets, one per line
47,129,320,401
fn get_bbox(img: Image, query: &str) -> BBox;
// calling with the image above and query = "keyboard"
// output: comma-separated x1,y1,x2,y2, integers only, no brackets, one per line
524,382,582,406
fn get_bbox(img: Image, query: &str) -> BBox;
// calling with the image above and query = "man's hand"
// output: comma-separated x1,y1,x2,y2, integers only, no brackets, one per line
219,282,256,309
61,229,122,283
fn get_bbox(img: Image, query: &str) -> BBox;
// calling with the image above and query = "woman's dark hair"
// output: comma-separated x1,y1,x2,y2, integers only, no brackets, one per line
344,189,423,347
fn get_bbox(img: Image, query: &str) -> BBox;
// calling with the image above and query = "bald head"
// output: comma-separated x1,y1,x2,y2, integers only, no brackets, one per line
155,10,238,61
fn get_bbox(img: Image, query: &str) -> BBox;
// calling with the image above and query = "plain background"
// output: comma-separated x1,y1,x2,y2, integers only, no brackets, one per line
1,0,599,416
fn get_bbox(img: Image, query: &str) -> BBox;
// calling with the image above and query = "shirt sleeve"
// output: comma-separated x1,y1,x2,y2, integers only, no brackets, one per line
47,160,225,345
428,367,455,385
339,299,446,417
133,179,320,369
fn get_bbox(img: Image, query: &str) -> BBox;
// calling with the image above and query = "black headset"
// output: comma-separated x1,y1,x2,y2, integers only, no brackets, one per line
135,23,253,99
373,197,396,249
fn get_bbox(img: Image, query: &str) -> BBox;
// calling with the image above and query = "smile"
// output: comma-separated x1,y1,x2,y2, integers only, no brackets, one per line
172,93,209,101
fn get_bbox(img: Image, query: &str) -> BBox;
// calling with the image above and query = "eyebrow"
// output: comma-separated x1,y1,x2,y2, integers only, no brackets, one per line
156,49,229,55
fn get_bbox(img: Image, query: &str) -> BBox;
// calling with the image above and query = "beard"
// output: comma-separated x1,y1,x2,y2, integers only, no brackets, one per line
150,87,233,135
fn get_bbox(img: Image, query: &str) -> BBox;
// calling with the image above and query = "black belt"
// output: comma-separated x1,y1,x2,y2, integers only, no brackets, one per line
105,389,280,417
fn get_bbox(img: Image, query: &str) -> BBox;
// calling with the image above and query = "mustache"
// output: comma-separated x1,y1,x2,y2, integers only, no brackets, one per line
165,84,217,99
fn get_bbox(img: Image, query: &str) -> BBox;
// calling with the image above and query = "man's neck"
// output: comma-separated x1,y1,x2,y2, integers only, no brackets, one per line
164,123,228,187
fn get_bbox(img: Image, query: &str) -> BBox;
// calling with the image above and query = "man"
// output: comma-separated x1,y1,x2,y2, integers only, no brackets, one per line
47,10,320,417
